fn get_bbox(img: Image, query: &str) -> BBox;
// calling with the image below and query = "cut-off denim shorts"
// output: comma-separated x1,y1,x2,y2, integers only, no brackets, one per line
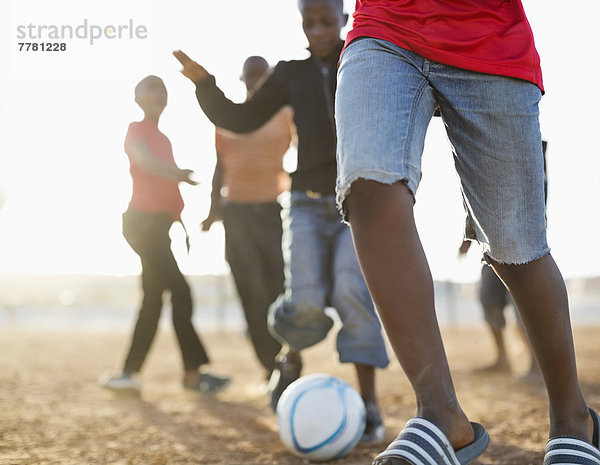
335,38,550,265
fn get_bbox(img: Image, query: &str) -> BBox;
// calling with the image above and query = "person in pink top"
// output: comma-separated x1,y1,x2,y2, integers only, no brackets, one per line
102,75,230,396
201,56,294,382
334,2,599,464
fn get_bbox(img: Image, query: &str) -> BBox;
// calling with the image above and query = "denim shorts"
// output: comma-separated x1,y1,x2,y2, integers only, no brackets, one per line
335,38,549,265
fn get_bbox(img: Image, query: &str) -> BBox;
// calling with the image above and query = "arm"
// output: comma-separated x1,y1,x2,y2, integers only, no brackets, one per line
457,222,476,258
201,157,224,232
128,138,198,185
457,240,472,258
173,50,289,134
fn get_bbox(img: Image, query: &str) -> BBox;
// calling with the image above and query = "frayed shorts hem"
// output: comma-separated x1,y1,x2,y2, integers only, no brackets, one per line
337,345,390,369
483,248,551,267
336,170,415,223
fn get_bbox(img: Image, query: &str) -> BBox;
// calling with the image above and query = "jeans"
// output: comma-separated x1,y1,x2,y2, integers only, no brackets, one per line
222,201,284,374
336,38,549,265
122,209,209,373
269,191,389,368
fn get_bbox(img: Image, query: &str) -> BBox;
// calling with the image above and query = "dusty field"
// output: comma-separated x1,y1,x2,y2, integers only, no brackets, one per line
1,325,599,465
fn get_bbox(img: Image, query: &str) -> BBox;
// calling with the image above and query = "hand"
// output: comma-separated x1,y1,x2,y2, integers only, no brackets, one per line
173,50,209,83
179,169,199,185
201,214,221,232
457,240,471,258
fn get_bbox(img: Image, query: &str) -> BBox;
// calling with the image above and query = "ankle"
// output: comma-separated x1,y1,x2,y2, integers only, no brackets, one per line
550,404,591,442
184,369,200,384
418,402,474,450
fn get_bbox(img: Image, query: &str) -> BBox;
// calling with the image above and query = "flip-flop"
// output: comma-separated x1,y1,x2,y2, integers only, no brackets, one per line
591,407,600,448
543,407,600,465
373,417,489,465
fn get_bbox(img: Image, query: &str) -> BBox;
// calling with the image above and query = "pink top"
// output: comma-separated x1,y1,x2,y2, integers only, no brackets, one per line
124,120,184,219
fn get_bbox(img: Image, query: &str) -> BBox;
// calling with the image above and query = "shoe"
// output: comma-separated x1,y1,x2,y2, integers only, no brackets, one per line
360,402,386,443
543,407,600,465
373,418,489,465
267,350,302,412
183,372,230,394
101,373,141,395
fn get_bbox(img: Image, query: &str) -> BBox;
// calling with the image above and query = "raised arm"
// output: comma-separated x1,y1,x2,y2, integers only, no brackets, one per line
173,50,289,134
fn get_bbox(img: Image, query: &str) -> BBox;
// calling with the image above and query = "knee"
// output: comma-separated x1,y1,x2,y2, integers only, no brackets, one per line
345,179,413,220
488,253,550,284
268,293,333,351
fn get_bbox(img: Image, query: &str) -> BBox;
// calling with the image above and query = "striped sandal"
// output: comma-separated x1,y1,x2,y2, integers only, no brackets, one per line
543,408,600,465
373,417,489,465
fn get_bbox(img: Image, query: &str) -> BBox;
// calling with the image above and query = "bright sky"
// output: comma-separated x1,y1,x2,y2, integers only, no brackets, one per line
1,0,599,282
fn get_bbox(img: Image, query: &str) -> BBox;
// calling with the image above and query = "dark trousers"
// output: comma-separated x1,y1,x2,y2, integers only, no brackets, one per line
222,201,284,374
122,209,209,373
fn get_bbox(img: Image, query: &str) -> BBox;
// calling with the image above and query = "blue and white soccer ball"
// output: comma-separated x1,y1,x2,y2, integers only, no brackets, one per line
276,373,366,462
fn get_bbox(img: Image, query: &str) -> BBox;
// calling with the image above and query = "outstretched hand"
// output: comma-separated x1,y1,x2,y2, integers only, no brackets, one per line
173,50,209,83
179,169,200,186
457,240,471,258
201,214,220,232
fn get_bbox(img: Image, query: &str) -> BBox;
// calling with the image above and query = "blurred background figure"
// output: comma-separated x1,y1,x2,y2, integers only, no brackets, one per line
201,56,295,382
173,0,389,444
457,140,548,384
101,75,230,395
458,238,541,383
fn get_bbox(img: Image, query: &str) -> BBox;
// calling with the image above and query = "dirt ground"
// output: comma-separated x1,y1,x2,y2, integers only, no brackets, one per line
1,324,599,465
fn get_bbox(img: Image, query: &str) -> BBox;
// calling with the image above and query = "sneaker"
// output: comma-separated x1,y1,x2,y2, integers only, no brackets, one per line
184,372,230,394
267,350,302,412
101,373,141,395
360,401,385,443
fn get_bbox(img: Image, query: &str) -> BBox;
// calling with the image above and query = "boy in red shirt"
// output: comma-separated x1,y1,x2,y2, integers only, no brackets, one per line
102,75,229,395
335,2,599,464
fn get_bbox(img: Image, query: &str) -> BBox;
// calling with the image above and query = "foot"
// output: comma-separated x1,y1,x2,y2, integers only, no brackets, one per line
361,401,385,444
183,372,230,394
515,368,544,387
544,410,600,465
267,350,302,412
373,418,489,465
473,359,511,375
101,372,141,395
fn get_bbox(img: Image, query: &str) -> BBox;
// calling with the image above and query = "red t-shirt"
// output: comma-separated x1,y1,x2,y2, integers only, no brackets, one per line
124,120,184,219
346,0,543,91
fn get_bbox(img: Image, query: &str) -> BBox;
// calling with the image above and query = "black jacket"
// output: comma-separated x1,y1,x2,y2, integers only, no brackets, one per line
194,43,343,196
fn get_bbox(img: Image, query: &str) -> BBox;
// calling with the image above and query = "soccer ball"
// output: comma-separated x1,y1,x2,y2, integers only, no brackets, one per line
276,373,366,462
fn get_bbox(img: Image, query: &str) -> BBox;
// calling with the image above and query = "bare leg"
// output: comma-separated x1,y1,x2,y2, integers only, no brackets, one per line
476,325,511,373
491,327,510,370
355,363,376,404
345,180,473,451
490,256,590,440
356,362,386,443
513,315,543,384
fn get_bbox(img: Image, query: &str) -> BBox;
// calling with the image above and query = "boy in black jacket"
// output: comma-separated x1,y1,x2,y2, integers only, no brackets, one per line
173,0,389,443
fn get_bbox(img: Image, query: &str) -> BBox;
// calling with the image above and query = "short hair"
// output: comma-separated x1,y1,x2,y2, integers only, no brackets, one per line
134,75,166,101
243,56,269,72
298,0,344,12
